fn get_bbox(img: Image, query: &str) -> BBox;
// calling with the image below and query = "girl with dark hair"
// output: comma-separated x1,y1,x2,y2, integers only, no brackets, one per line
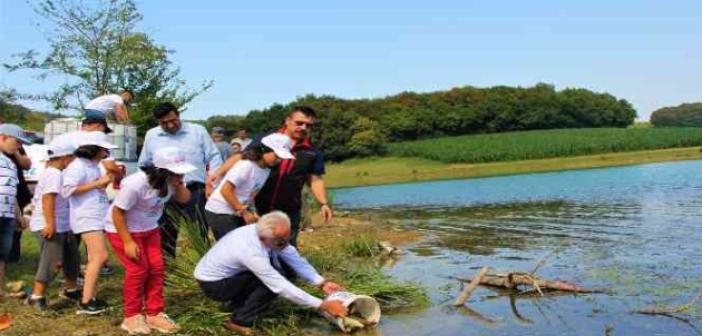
106,147,193,334
204,133,294,240
61,132,117,315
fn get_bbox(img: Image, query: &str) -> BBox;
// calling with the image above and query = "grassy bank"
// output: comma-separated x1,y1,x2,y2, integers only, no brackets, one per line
2,216,426,336
325,147,702,188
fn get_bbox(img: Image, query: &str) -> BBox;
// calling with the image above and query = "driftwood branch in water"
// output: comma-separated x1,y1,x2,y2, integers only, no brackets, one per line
454,266,490,306
455,272,604,294
633,293,702,317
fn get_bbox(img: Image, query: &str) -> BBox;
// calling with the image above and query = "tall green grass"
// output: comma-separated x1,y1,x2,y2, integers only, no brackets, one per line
165,215,427,335
386,128,702,163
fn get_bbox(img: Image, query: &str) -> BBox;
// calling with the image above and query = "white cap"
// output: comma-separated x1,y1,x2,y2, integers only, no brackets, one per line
47,136,77,158
261,133,294,160
153,147,197,175
77,131,118,149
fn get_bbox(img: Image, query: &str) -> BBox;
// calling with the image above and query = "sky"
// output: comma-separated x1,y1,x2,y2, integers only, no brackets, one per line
1,0,701,121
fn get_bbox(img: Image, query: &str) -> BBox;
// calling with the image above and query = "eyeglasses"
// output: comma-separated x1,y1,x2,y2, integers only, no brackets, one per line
271,238,289,249
292,120,314,128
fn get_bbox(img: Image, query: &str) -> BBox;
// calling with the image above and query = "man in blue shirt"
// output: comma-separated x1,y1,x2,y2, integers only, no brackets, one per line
138,102,223,257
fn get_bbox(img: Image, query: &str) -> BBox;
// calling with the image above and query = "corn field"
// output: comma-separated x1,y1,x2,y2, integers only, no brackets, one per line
386,128,702,163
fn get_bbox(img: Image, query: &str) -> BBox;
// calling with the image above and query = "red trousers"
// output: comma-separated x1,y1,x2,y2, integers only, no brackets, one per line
107,228,165,318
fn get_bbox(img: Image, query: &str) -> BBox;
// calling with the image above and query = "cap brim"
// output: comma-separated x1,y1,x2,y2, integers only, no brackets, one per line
16,136,32,145
48,151,74,159
164,162,197,175
273,148,295,160
98,142,119,149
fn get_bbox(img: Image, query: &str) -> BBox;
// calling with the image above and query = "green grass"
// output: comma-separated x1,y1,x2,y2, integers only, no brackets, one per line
386,127,702,163
4,216,427,335
325,147,702,188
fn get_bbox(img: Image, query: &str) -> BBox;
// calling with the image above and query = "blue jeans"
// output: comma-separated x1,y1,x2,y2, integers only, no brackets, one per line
0,217,15,262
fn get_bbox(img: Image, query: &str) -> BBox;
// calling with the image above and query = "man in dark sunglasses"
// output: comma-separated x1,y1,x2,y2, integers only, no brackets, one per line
211,106,333,247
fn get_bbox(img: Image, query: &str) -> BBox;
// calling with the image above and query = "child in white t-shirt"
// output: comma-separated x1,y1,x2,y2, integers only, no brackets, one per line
205,133,294,240
61,132,117,315
106,147,194,334
25,136,81,310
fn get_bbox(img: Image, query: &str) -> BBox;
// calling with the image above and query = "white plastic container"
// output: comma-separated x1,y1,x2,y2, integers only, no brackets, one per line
43,118,137,161
321,291,381,333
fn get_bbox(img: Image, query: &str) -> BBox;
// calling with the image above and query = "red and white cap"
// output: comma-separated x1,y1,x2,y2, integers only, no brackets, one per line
261,133,294,160
153,147,197,175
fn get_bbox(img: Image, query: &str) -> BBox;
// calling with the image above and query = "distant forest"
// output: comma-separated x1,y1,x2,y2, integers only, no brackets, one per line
205,83,637,161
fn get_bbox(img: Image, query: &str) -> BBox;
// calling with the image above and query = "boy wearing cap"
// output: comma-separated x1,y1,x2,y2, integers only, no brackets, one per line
0,124,31,295
106,147,194,334
25,137,81,310
62,131,118,314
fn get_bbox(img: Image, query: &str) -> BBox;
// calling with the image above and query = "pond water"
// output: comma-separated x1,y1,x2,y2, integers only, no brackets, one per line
330,161,702,335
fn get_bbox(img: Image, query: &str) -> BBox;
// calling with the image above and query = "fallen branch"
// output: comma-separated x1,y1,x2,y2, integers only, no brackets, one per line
455,272,604,293
454,266,490,306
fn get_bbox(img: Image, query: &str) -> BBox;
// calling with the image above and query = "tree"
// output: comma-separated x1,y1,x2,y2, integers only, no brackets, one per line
651,103,702,127
4,0,211,138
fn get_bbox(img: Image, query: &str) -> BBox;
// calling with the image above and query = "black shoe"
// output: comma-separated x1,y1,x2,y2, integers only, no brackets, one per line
76,298,108,315
25,296,48,311
100,265,115,276
61,288,82,301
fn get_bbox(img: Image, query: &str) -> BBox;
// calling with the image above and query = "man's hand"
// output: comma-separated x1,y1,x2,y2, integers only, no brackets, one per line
320,204,333,222
242,210,259,224
15,216,28,231
206,173,219,198
124,240,140,260
320,281,344,295
41,223,56,239
320,300,348,318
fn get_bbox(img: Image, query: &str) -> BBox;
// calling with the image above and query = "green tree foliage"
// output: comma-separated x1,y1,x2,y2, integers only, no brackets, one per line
650,103,702,127
0,90,61,131
3,0,211,139
206,83,637,161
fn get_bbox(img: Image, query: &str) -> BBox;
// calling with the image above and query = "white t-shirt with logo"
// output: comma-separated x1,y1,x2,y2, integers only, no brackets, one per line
205,160,270,215
0,153,18,219
85,94,123,116
105,171,172,233
30,167,71,233
62,158,110,233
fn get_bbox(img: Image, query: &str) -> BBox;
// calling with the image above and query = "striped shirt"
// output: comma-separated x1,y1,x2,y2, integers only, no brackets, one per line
0,153,18,218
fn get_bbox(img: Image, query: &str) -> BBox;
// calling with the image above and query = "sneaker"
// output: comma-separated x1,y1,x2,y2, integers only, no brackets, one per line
25,296,48,311
145,313,179,334
76,297,108,315
100,265,115,276
61,288,82,301
121,314,151,335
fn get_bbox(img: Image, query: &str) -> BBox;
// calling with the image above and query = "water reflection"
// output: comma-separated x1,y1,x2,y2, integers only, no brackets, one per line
333,160,702,335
